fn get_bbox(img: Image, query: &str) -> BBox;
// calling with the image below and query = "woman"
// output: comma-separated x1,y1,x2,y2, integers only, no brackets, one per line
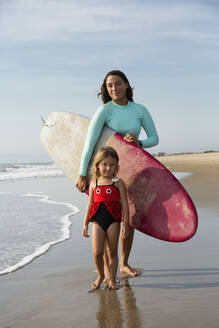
77,70,159,276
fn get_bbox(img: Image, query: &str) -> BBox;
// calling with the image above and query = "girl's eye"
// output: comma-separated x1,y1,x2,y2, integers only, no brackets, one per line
106,188,112,194
96,188,101,194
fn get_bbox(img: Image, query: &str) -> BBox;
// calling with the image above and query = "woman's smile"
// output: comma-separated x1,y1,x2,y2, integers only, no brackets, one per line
106,75,128,105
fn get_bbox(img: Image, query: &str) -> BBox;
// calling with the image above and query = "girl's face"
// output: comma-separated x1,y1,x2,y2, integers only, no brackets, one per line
98,156,118,178
106,75,128,105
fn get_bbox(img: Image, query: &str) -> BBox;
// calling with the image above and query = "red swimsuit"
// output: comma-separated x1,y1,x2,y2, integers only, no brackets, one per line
89,179,122,231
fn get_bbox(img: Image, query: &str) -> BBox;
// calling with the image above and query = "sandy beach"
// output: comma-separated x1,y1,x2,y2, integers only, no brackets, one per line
158,152,219,210
1,153,219,328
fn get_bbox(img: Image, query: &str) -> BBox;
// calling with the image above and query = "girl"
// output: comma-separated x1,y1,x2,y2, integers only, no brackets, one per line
83,146,130,290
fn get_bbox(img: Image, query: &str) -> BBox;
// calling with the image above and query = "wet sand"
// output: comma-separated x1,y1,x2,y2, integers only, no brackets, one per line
1,153,219,328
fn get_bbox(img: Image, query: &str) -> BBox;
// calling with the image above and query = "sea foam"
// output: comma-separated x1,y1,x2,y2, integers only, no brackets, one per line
0,192,79,275
0,163,63,181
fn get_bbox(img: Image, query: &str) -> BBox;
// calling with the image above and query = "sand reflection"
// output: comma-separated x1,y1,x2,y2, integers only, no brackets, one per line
95,278,143,328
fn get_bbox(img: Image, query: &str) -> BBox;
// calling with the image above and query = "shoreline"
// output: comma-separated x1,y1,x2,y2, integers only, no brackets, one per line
0,192,79,276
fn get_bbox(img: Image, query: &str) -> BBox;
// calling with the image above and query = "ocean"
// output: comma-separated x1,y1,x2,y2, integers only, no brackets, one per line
0,163,79,275
0,162,190,276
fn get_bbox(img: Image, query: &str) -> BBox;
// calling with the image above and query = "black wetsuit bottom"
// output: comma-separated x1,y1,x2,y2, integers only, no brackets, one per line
92,202,117,232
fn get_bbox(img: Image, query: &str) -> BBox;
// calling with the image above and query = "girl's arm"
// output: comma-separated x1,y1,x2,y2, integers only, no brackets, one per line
82,182,95,238
117,179,130,239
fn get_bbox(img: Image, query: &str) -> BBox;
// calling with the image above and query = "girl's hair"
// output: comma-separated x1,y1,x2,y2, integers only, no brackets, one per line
91,146,119,179
98,70,134,104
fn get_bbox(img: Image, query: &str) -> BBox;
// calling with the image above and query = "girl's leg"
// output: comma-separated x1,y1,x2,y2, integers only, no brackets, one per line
103,241,111,285
103,242,120,286
120,227,141,276
106,222,120,289
92,222,106,288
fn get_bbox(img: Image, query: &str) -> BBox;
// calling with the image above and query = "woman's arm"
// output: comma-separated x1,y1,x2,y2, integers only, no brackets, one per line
79,106,107,176
140,106,159,148
82,182,94,237
76,106,108,192
117,179,130,239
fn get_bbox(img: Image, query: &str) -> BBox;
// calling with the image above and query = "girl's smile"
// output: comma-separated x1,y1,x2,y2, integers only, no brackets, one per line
98,156,118,178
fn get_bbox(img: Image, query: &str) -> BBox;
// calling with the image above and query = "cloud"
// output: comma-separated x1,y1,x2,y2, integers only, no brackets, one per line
0,0,218,84
0,0,218,45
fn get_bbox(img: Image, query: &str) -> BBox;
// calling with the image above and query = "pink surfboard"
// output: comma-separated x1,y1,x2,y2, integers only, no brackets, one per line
41,112,198,242
105,133,198,242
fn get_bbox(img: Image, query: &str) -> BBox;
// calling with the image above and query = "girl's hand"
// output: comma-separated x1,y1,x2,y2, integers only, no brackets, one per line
121,222,130,239
124,133,140,146
83,224,89,238
76,176,87,192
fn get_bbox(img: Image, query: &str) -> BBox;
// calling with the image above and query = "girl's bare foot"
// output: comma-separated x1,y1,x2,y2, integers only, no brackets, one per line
120,265,141,277
104,268,111,284
92,275,104,290
104,276,120,287
103,278,109,289
109,280,119,290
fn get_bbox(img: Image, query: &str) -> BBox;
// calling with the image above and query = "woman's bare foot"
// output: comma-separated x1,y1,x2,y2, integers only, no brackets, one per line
120,265,141,277
92,275,104,290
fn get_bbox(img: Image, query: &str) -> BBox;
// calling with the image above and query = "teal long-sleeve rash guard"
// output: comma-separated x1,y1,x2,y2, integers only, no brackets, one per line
79,101,159,176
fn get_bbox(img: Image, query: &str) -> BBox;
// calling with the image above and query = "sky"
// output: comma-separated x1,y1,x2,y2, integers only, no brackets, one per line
0,0,219,163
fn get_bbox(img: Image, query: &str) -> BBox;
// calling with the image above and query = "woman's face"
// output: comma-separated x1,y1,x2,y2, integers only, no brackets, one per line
106,75,128,105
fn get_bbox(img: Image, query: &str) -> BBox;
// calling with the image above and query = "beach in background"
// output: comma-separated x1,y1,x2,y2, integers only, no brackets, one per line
0,153,219,328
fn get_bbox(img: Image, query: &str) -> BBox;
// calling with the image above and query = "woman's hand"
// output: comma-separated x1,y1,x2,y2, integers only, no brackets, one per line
124,133,140,146
76,175,87,192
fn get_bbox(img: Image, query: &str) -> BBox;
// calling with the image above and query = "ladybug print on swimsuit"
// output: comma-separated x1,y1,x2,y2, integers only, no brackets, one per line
88,183,122,221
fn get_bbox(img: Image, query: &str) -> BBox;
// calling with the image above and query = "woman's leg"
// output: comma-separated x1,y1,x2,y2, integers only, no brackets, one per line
120,227,141,276
92,222,106,288
106,222,120,289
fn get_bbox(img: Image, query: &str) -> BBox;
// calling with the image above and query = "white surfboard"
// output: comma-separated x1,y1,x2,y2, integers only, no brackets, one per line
40,112,113,181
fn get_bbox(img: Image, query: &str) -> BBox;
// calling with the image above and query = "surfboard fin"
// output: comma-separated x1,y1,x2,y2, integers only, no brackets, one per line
40,115,48,127
40,115,57,127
